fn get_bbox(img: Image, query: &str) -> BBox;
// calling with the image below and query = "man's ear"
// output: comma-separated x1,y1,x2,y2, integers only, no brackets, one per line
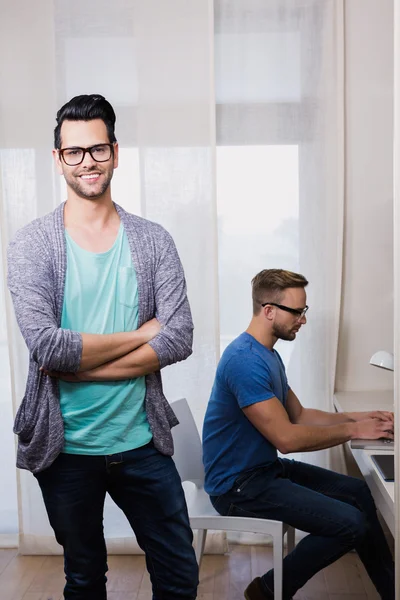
113,142,119,170
263,305,275,322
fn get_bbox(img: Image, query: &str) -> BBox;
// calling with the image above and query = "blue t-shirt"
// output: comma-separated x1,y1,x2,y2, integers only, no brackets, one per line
202,332,289,495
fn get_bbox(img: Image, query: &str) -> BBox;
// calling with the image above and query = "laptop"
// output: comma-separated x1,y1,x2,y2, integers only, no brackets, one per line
350,438,394,450
371,454,395,482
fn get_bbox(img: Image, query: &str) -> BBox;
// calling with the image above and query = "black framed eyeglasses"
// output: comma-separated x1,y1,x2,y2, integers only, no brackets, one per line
58,143,114,166
261,302,309,320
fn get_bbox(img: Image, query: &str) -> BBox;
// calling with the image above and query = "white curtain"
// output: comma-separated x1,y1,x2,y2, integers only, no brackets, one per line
216,0,344,471
0,0,343,552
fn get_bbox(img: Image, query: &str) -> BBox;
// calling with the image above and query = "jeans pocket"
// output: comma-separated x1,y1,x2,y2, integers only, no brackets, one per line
234,469,261,492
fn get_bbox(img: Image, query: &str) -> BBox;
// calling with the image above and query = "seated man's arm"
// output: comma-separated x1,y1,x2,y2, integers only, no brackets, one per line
222,351,393,454
244,396,394,454
286,389,393,427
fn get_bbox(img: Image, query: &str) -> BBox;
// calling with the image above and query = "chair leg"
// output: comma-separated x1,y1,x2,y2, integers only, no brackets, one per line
273,532,283,600
195,529,207,567
286,526,295,554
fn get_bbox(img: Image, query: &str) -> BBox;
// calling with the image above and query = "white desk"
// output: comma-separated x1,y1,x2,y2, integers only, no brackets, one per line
333,391,395,537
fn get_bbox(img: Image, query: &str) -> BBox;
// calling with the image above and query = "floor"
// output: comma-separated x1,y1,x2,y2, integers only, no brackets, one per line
0,544,380,600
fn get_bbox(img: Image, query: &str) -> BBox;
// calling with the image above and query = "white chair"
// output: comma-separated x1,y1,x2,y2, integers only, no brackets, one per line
171,398,295,600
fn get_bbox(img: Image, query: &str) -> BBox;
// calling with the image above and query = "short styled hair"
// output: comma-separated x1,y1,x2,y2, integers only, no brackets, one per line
54,94,117,149
251,269,308,315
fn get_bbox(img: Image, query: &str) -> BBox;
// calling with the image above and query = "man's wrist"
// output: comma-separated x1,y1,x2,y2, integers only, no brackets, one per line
345,421,357,440
343,411,357,422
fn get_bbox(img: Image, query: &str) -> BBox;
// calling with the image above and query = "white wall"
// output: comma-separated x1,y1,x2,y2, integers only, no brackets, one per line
336,0,394,392
393,1,400,591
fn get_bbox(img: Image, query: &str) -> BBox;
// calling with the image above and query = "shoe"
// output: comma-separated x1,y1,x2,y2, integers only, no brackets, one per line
244,577,273,600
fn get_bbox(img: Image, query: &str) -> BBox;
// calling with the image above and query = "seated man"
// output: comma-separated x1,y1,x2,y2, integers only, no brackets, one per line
202,269,394,600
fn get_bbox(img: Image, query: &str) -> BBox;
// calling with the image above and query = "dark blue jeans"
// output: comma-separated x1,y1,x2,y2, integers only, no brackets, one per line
211,458,394,600
35,441,198,600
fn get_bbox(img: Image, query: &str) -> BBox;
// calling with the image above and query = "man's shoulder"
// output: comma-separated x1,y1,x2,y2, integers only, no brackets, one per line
223,332,263,358
8,206,61,254
219,333,275,375
220,333,258,370
223,333,250,354
115,204,171,240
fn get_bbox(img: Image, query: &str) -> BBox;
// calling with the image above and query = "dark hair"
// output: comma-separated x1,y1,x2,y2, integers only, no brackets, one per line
54,94,117,149
251,269,308,315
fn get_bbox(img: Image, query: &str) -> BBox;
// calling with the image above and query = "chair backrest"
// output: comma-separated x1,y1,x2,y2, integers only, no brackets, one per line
170,398,205,487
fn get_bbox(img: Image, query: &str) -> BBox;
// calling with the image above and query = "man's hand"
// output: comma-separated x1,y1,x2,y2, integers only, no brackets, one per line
351,418,394,441
347,410,394,424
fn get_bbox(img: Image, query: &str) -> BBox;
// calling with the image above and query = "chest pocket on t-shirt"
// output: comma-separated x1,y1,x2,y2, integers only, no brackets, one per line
117,266,138,308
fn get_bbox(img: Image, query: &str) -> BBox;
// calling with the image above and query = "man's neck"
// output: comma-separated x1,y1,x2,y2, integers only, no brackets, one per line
246,318,277,351
64,194,118,231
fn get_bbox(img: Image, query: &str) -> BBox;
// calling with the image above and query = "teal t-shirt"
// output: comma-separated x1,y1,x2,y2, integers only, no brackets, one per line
59,224,152,454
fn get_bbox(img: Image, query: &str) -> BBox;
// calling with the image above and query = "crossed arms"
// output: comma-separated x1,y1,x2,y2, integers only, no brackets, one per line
44,319,163,382
7,225,193,383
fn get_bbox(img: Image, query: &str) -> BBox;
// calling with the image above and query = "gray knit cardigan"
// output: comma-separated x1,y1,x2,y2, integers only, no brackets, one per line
7,202,193,473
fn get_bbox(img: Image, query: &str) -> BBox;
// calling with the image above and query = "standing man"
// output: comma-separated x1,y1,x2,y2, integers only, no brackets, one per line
8,94,198,600
203,269,394,600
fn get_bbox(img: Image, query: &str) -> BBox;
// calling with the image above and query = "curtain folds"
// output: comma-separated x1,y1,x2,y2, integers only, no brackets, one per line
0,0,344,553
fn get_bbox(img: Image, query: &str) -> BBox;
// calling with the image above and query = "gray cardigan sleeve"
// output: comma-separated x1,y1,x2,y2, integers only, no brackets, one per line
147,229,193,369
7,227,82,373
